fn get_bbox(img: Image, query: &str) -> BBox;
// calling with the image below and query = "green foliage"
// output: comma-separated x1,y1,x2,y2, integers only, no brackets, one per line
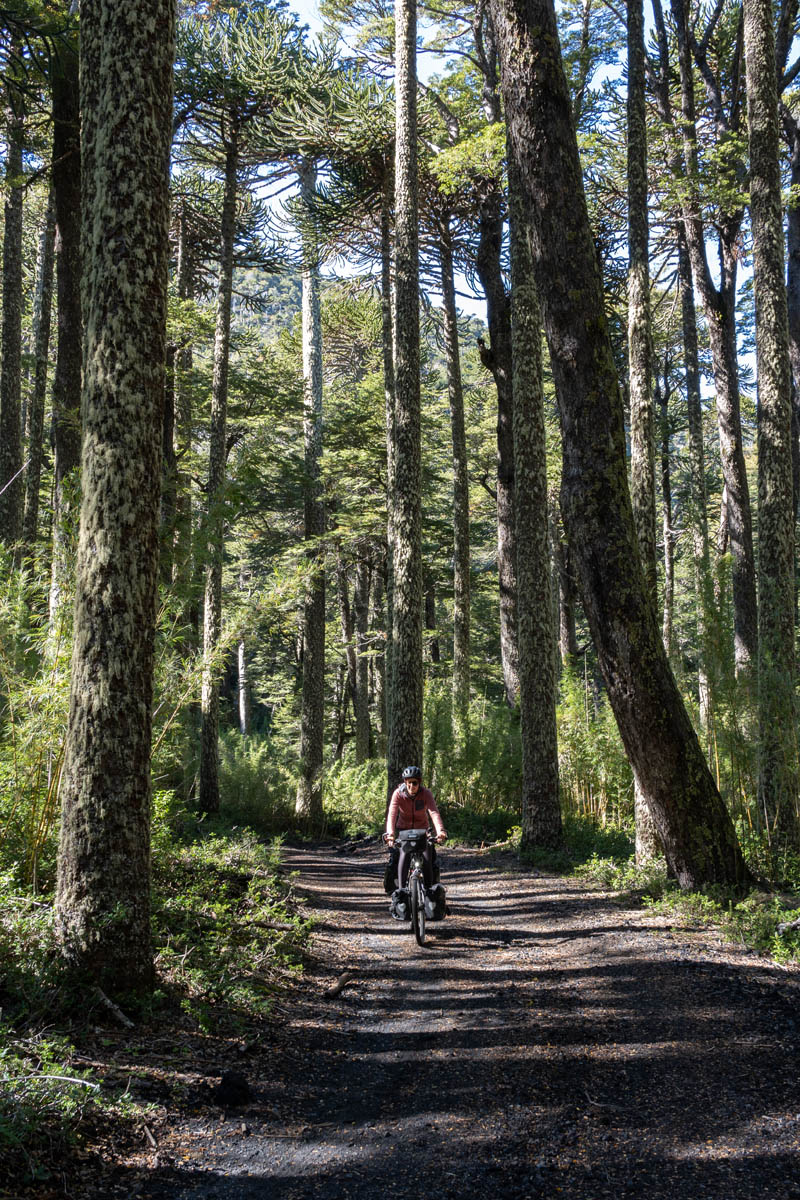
322,759,386,835
151,823,311,1032
422,681,522,814
216,731,296,833
0,1031,134,1187
0,556,72,890
556,664,633,826
644,888,800,965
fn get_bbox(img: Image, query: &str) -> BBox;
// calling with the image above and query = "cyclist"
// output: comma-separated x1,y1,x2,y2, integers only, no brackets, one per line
384,766,447,899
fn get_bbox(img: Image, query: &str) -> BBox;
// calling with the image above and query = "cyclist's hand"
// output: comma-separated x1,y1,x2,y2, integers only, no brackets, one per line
386,834,395,847
436,832,447,844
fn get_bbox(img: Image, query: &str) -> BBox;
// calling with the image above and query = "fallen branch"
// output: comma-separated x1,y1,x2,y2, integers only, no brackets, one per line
323,970,354,999
776,915,800,936
0,1073,100,1090
94,988,135,1029
143,1124,157,1148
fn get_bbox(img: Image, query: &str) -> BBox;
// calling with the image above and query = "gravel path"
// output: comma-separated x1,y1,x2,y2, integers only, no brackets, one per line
123,843,800,1200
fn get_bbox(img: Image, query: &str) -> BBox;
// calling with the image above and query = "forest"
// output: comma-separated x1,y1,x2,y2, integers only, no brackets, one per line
2,0,800,1190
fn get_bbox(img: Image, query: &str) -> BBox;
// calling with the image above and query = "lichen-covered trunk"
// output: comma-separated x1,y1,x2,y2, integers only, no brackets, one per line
370,551,387,755
54,0,175,993
476,184,519,707
49,39,82,631
627,0,661,865
353,552,372,762
658,376,675,659
295,161,326,824
553,505,579,667
174,205,197,644
744,0,800,840
785,129,800,520
678,230,712,726
388,0,423,790
381,190,397,772
0,90,24,551
490,0,751,890
627,0,656,604
508,153,562,849
671,0,757,677
160,343,177,585
22,187,57,555
439,215,471,748
199,122,238,815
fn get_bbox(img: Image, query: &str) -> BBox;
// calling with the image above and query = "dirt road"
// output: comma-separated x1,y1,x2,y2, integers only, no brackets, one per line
120,843,800,1200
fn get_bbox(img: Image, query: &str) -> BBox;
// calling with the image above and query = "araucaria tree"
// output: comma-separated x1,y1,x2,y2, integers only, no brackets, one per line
387,0,424,786
55,0,176,991
743,0,800,839
489,0,750,888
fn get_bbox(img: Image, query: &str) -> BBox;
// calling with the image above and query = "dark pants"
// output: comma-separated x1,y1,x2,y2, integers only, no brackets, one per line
396,841,436,890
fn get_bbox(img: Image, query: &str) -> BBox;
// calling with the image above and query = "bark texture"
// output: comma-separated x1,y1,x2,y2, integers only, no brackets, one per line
0,88,24,550
490,0,750,889
508,154,562,849
678,229,712,725
388,0,424,788
199,120,239,815
381,191,396,767
476,187,519,707
439,213,471,747
744,0,799,838
22,187,57,555
295,161,326,824
55,0,175,992
668,0,757,677
353,552,372,762
49,37,83,629
627,0,656,603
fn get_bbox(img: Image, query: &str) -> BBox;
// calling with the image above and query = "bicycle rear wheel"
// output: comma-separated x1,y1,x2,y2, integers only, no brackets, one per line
411,873,426,946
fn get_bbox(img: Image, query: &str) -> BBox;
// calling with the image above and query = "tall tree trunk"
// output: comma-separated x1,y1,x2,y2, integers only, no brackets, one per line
0,87,24,552
658,371,675,659
553,501,579,667
160,343,177,584
439,212,471,747
22,187,57,556
508,151,562,849
49,37,82,631
424,570,440,664
199,119,239,815
55,0,175,992
669,0,757,677
627,0,656,603
381,189,396,773
628,0,661,865
174,204,197,649
476,184,519,707
295,161,326,824
388,0,423,788
678,228,712,726
370,549,387,754
744,0,800,840
784,121,800,519
491,0,751,889
353,551,372,762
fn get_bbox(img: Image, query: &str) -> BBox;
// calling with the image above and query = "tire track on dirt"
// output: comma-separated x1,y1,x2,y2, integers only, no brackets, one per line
128,843,800,1200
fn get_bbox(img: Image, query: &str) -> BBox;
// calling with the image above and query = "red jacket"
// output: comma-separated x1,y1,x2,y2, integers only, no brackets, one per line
386,784,446,838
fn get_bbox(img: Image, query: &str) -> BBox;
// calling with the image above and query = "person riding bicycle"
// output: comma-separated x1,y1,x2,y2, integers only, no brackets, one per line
384,767,447,916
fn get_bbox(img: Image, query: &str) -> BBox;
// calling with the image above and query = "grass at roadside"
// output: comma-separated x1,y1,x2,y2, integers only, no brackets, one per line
527,813,800,967
0,819,310,1192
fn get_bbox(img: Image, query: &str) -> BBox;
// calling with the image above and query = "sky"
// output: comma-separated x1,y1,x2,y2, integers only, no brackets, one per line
283,0,489,320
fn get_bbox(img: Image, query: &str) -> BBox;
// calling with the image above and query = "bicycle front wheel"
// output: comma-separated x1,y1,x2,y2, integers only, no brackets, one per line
411,873,426,946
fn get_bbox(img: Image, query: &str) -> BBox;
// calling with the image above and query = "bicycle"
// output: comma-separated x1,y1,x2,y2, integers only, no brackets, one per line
386,828,444,946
